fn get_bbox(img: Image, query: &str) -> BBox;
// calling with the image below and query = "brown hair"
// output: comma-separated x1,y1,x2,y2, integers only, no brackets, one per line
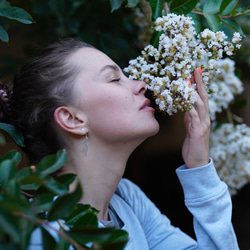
0,38,93,165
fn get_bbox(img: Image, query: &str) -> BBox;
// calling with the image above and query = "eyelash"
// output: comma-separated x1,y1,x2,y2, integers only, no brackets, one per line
111,78,121,82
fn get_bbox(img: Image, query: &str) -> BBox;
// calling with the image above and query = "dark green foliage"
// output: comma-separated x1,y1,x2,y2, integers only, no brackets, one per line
0,148,128,249
111,0,250,34
0,123,24,147
0,0,35,42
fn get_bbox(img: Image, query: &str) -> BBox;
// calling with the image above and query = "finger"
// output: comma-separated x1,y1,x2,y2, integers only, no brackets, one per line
194,67,209,111
183,111,191,135
193,96,211,134
193,68,210,124
184,107,200,134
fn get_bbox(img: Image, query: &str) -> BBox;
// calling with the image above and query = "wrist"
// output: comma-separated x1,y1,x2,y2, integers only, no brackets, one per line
185,158,210,169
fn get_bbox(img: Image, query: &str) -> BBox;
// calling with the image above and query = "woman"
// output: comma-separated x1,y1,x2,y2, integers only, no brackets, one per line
0,38,239,249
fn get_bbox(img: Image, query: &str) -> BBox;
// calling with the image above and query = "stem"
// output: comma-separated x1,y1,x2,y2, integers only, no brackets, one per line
13,212,88,250
165,2,169,15
20,190,34,198
191,10,250,19
226,107,234,124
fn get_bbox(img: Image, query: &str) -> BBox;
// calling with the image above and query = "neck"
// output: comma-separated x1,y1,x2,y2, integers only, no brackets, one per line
62,138,138,221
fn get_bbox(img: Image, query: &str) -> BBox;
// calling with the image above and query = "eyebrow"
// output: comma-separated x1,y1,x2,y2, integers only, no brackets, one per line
100,64,120,73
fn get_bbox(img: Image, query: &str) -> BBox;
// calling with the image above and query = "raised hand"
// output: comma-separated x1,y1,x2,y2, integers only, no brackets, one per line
182,67,211,169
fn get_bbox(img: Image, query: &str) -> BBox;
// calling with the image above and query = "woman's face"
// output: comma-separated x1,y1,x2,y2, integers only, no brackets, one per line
69,48,159,144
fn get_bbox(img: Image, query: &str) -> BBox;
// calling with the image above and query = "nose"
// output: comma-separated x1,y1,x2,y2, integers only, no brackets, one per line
132,80,146,95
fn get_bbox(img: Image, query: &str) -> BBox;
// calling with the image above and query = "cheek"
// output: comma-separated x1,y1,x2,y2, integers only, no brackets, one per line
92,95,129,114
86,95,133,132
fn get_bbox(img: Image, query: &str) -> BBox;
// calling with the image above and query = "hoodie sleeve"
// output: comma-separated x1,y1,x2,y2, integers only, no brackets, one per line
176,158,239,250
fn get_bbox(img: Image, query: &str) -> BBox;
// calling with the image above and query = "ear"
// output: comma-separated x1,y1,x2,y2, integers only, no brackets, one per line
54,106,88,136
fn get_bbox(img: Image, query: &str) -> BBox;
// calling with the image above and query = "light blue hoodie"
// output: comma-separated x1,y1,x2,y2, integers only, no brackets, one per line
29,159,239,249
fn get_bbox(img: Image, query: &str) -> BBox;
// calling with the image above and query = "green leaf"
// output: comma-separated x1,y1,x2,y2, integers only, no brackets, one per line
65,227,114,246
0,0,10,8
65,227,128,248
0,197,31,214
0,211,20,244
33,193,54,212
19,218,35,249
16,166,32,183
0,243,18,249
20,183,40,191
150,0,164,19
65,204,98,226
8,179,20,198
127,0,140,8
19,174,45,186
150,30,163,47
204,13,222,31
101,229,129,249
221,18,245,36
0,122,24,147
231,7,250,16
220,0,238,15
20,173,69,194
48,182,82,221
242,9,250,16
55,173,77,189
107,229,129,243
36,177,69,196
0,150,21,166
41,227,57,250
54,237,70,250
110,0,126,12
36,150,67,176
170,0,198,15
0,6,35,24
231,7,243,16
203,0,223,14
0,25,8,43
0,159,17,188
70,209,98,229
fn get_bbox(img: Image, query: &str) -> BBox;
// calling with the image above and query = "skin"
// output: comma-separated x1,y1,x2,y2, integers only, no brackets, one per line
54,48,210,220
182,68,210,168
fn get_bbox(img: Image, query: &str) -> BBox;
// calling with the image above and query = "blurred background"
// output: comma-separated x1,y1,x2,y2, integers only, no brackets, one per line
1,0,250,249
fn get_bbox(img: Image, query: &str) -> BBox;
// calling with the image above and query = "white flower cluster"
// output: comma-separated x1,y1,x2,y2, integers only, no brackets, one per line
124,13,242,115
210,123,250,196
208,58,244,120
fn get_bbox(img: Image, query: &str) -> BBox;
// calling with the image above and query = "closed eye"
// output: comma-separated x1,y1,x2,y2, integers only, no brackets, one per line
110,78,121,82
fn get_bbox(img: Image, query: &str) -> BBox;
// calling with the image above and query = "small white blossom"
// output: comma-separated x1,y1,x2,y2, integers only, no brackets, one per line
208,58,244,120
124,13,242,115
210,123,250,196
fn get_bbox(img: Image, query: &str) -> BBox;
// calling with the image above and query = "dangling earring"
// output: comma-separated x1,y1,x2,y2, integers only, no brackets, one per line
81,128,88,156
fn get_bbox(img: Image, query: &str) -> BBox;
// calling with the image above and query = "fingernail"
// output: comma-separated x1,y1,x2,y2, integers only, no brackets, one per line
198,67,202,75
186,79,192,86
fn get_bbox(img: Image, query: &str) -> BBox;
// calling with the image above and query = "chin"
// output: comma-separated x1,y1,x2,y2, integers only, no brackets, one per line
151,125,160,137
146,121,160,138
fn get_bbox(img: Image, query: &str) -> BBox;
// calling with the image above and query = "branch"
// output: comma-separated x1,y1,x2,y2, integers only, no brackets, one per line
191,10,250,19
20,190,34,198
13,212,88,250
165,2,169,15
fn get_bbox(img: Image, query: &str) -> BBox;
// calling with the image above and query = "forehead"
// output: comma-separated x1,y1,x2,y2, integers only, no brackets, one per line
69,47,115,71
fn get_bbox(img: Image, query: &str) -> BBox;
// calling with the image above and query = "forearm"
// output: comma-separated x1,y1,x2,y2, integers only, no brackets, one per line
176,159,239,250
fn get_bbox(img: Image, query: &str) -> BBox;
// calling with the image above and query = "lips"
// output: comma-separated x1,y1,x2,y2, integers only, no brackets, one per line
140,99,155,111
